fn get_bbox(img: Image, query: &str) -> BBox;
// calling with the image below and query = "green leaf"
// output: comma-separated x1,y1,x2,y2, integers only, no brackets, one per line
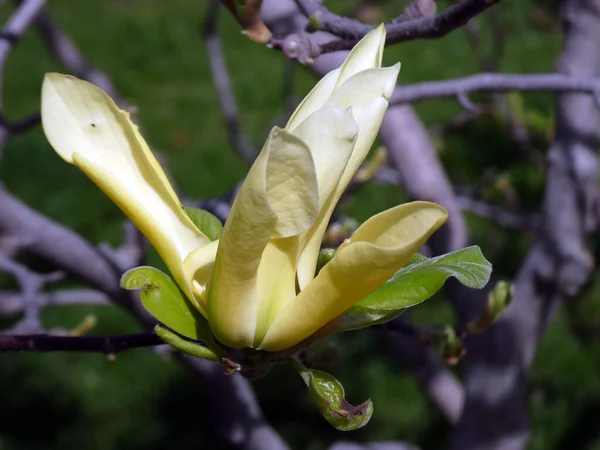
154,325,219,362
184,206,223,241
120,266,211,341
289,359,372,431
340,246,492,331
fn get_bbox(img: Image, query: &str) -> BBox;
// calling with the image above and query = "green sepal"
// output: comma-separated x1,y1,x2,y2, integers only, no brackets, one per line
154,325,220,362
184,206,223,241
340,246,492,332
289,359,373,431
120,266,212,342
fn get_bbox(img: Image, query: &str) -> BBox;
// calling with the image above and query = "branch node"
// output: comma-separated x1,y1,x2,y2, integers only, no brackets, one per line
457,90,481,112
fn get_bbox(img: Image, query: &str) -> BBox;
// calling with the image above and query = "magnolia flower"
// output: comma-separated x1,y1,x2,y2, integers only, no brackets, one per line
41,25,447,352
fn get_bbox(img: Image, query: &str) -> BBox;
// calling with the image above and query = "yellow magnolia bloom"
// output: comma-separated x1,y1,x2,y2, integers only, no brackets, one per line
41,25,447,352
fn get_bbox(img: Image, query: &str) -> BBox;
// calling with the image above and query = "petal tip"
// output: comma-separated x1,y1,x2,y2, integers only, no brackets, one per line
383,63,401,100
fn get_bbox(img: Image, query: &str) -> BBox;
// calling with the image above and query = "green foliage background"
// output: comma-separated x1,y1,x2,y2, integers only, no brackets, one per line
1,1,600,449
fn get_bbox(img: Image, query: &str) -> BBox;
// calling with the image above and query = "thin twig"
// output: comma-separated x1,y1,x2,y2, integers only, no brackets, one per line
292,0,502,55
202,0,255,162
0,0,47,161
0,252,63,333
391,73,600,106
34,10,122,101
0,331,162,354
0,289,109,316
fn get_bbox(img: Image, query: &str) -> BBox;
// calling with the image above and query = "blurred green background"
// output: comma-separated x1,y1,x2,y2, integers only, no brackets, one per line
1,0,600,449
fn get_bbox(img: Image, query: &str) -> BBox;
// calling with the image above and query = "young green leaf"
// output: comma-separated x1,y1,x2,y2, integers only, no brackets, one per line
154,325,220,362
120,266,211,341
289,359,373,431
467,280,513,334
184,206,223,241
340,246,492,331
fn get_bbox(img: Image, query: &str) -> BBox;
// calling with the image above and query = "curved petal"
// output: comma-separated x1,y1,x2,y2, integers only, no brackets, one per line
291,108,358,288
183,239,220,314
325,65,400,120
336,23,386,86
296,66,400,289
253,236,299,345
208,127,318,348
41,73,210,302
291,107,358,209
286,68,340,131
258,202,448,351
285,24,387,131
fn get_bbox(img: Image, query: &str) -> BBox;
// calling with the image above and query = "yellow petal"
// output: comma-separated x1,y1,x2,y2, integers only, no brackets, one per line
253,236,299,346
336,24,386,86
285,24,387,131
290,107,359,288
258,202,448,351
286,68,341,131
325,65,400,119
208,127,318,348
290,107,358,209
41,73,210,304
183,239,220,314
296,66,400,289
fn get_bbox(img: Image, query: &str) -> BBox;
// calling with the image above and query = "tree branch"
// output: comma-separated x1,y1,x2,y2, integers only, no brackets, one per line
202,0,255,162
450,0,600,448
0,331,162,354
33,9,122,102
391,73,600,106
380,321,464,424
0,0,47,161
291,0,503,55
0,289,109,316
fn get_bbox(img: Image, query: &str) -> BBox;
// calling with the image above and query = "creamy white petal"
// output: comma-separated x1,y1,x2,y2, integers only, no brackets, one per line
41,73,210,304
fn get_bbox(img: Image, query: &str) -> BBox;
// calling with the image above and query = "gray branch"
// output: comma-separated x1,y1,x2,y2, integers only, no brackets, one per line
0,0,47,160
391,73,600,106
0,289,109,316
450,0,600,448
202,0,255,162
291,0,502,55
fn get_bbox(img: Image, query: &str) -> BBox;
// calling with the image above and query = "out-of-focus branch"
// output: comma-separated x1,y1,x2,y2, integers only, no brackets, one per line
0,331,161,353
356,162,539,231
390,73,600,106
178,355,290,450
450,0,600,448
380,320,464,424
33,10,122,101
0,0,47,159
0,185,123,297
329,442,420,450
0,289,109,316
203,0,255,162
0,252,63,332
0,0,46,105
285,0,502,57
456,196,540,230
0,112,41,133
